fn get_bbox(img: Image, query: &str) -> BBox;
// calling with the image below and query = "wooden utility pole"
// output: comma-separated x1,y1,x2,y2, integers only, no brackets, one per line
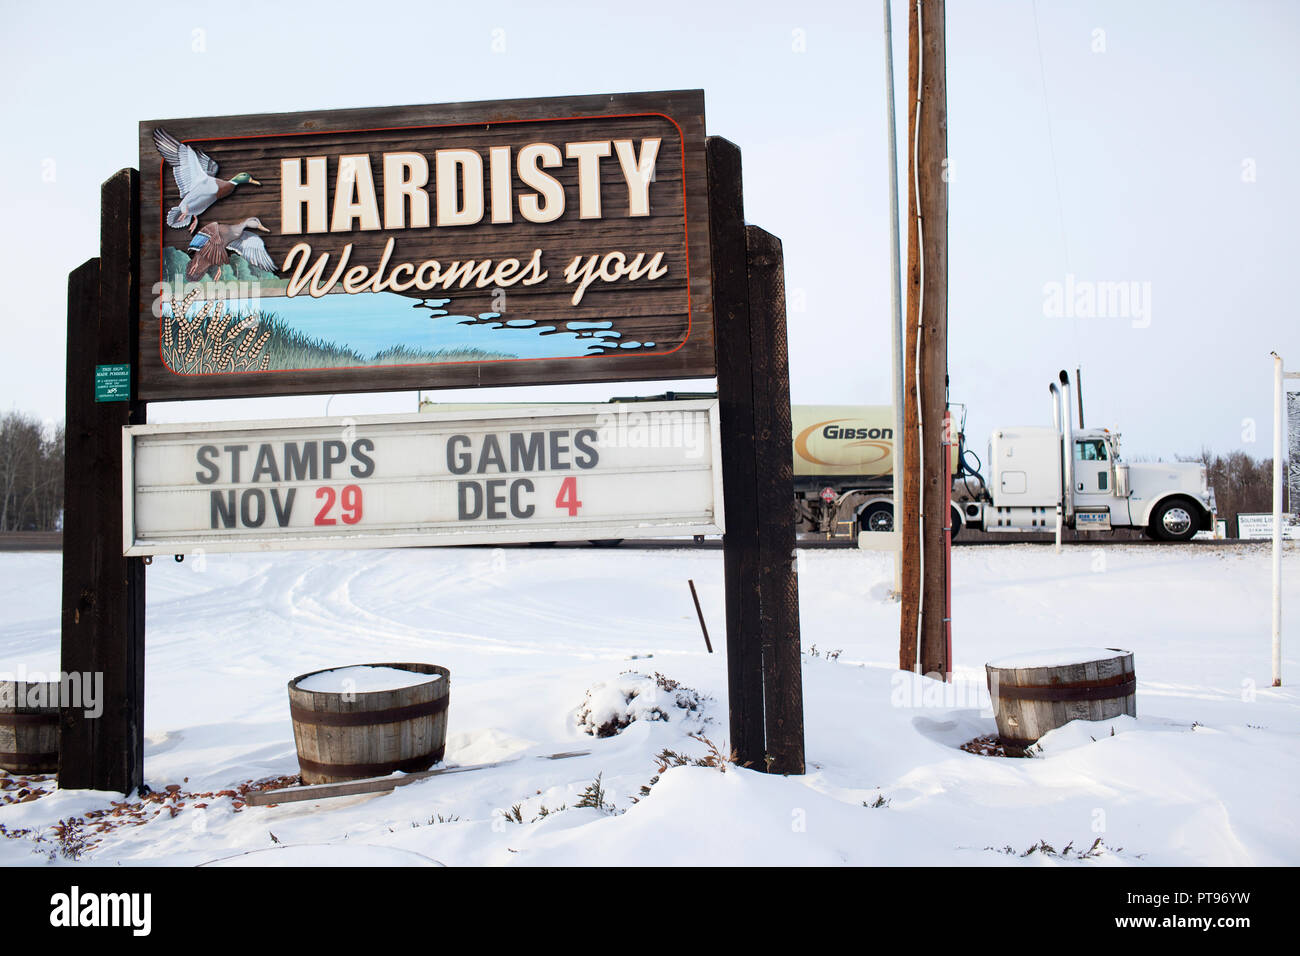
900,0,951,678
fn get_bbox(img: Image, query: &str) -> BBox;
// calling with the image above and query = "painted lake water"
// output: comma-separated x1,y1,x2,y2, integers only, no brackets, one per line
162,290,659,366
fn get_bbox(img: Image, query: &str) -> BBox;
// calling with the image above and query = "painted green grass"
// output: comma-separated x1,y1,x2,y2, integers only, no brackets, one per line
162,298,512,373
163,246,284,289
259,316,514,368
369,344,511,365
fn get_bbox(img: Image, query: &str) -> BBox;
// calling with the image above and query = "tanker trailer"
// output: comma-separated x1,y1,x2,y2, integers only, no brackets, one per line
792,405,964,538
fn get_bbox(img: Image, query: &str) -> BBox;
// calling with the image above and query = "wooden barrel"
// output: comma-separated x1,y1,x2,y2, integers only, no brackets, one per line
0,680,60,774
288,663,450,785
985,648,1135,754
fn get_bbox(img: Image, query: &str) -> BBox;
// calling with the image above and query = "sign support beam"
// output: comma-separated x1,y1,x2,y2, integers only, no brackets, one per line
708,137,765,767
745,225,805,774
60,169,147,794
708,137,805,774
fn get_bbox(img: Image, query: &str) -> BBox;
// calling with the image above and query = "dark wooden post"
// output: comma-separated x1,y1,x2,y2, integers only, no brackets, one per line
708,137,805,774
708,137,766,768
745,225,804,774
60,168,147,793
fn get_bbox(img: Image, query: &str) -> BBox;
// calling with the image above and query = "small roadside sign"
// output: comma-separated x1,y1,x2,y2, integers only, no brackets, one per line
1237,513,1300,540
95,364,130,402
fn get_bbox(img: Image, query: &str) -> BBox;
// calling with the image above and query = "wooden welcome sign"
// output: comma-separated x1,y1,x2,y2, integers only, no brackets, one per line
65,90,804,797
137,90,712,401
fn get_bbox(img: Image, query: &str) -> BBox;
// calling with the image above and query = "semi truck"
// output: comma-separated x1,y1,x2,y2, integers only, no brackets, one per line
795,370,1216,542
419,368,1216,544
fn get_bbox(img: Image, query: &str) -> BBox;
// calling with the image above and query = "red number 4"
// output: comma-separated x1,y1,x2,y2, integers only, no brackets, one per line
555,476,582,516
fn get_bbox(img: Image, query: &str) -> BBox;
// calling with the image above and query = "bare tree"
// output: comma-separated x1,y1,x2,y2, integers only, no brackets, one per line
40,423,65,529
1181,448,1278,536
0,411,64,531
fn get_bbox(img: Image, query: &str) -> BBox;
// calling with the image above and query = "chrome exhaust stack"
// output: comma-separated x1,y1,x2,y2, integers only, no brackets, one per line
1075,366,1085,429
1059,370,1075,520
1050,381,1066,551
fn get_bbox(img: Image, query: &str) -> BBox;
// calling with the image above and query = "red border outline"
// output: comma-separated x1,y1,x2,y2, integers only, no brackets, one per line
152,111,693,379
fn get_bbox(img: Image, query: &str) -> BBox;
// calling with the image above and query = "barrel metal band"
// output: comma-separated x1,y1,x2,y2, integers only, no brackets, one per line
0,712,60,726
289,694,449,728
994,674,1136,702
295,747,446,779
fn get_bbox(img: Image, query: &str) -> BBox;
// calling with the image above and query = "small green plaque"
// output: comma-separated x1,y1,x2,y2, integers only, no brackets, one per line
95,364,131,403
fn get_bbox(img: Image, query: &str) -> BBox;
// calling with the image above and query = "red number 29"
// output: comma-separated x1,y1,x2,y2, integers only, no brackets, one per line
315,485,364,525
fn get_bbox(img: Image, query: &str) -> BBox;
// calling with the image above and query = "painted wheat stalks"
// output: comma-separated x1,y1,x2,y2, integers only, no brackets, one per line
182,334,203,373
161,298,272,374
207,303,230,346
162,288,204,370
200,303,231,373
215,340,237,372
238,327,273,368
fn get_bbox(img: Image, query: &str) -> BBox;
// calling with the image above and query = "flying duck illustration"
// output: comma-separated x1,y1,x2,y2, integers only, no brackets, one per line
152,127,260,233
186,218,276,281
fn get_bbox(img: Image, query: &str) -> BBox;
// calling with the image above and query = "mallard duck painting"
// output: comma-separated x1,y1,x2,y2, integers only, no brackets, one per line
153,128,260,233
186,218,276,281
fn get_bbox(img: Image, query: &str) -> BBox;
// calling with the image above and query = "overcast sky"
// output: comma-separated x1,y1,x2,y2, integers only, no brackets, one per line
1,0,1295,461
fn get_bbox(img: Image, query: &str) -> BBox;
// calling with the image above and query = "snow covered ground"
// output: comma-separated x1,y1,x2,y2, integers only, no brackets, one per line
1,541,1297,867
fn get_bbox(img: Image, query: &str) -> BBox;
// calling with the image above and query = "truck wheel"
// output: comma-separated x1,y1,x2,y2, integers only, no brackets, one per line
859,502,894,534
949,504,963,540
1150,497,1199,542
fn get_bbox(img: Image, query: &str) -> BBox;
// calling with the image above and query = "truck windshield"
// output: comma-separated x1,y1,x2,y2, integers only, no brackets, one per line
1075,440,1108,461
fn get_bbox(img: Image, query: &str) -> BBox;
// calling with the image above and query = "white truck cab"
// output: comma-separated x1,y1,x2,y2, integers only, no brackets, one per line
957,372,1214,541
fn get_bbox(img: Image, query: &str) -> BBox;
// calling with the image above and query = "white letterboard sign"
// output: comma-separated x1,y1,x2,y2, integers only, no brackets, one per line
123,401,723,555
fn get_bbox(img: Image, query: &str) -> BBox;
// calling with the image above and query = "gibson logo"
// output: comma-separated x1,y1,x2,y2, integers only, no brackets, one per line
794,420,892,468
